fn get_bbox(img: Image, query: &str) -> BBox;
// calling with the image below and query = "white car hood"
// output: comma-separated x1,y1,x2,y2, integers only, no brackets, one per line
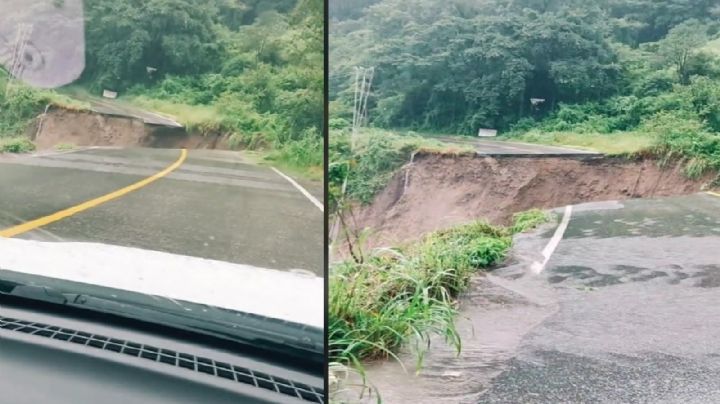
0,238,323,329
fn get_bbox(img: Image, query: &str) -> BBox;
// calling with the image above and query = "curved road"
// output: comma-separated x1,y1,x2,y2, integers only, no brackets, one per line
0,147,324,275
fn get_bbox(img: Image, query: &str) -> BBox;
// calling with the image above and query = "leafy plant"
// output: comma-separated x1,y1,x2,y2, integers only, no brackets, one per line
329,210,551,380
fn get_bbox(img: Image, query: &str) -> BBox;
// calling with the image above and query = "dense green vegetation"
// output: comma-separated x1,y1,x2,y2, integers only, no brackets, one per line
3,0,323,175
330,0,720,177
329,210,550,376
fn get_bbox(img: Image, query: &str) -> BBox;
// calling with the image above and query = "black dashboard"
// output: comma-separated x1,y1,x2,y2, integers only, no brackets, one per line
0,304,324,404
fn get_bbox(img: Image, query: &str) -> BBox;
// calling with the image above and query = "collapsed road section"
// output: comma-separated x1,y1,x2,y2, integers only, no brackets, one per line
353,152,716,248
28,108,231,151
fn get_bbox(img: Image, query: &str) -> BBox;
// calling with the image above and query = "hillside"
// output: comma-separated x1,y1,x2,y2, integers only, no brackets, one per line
1,0,322,177
329,0,720,198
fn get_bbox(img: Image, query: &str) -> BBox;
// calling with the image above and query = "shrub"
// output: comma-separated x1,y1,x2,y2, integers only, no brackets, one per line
511,209,551,233
329,117,350,129
0,138,35,153
271,127,323,169
329,210,550,372
345,133,413,203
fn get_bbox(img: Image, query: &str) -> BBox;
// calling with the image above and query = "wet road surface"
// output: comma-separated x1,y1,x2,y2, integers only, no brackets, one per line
87,97,183,127
436,136,601,157
0,148,323,275
354,193,720,403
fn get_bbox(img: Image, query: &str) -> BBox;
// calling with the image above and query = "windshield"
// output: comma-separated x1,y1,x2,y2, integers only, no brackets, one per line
0,0,324,369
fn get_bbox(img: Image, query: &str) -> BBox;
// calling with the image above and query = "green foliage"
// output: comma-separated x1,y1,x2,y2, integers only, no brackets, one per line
0,137,35,153
331,0,623,133
688,76,720,131
346,135,413,203
0,69,92,142
79,0,324,174
330,0,720,186
329,128,471,209
511,209,551,234
657,20,709,84
268,127,324,174
329,130,412,205
648,110,720,177
83,0,223,91
0,82,48,137
509,130,655,155
329,211,547,370
1,1,321,173
329,117,350,130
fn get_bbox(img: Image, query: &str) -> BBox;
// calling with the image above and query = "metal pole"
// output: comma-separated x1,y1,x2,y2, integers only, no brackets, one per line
359,67,374,127
351,67,361,149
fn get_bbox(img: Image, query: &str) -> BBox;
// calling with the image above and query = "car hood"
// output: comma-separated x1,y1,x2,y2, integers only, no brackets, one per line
0,238,323,329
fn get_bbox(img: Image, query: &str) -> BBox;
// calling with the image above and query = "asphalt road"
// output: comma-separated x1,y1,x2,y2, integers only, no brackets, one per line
355,192,720,403
0,147,324,275
436,136,600,157
87,98,183,127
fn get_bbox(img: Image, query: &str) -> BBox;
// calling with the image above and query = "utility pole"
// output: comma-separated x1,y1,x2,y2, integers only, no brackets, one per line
5,24,33,98
351,66,374,150
329,66,375,259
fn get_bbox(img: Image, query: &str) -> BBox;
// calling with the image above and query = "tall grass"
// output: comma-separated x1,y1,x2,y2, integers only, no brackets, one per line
127,96,224,133
507,130,655,155
329,210,550,388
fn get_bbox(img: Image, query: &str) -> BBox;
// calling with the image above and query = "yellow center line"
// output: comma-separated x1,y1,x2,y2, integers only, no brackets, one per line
708,191,720,198
0,149,188,238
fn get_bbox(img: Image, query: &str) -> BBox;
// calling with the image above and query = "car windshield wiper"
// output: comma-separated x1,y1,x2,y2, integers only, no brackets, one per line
0,270,323,367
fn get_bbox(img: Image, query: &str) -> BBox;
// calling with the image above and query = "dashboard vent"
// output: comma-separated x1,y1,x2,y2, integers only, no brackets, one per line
0,316,324,403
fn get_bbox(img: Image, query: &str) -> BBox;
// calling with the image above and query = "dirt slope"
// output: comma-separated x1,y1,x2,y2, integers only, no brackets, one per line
352,153,714,247
29,109,230,150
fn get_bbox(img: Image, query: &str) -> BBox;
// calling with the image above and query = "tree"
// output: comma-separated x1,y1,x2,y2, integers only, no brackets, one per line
658,20,708,84
83,0,222,90
331,0,620,133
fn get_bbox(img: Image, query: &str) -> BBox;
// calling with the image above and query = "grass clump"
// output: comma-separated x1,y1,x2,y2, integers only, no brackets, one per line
507,130,655,155
329,211,550,376
644,111,720,178
0,137,35,153
511,209,551,234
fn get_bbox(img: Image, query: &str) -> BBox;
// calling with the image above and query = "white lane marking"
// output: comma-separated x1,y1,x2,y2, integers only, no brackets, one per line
271,167,324,212
531,205,573,274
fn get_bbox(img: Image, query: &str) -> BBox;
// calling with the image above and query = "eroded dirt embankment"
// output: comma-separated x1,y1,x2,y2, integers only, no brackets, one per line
353,153,715,247
28,109,231,150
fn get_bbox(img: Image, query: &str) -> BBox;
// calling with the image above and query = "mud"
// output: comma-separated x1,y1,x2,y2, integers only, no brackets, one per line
28,109,231,150
352,153,715,247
